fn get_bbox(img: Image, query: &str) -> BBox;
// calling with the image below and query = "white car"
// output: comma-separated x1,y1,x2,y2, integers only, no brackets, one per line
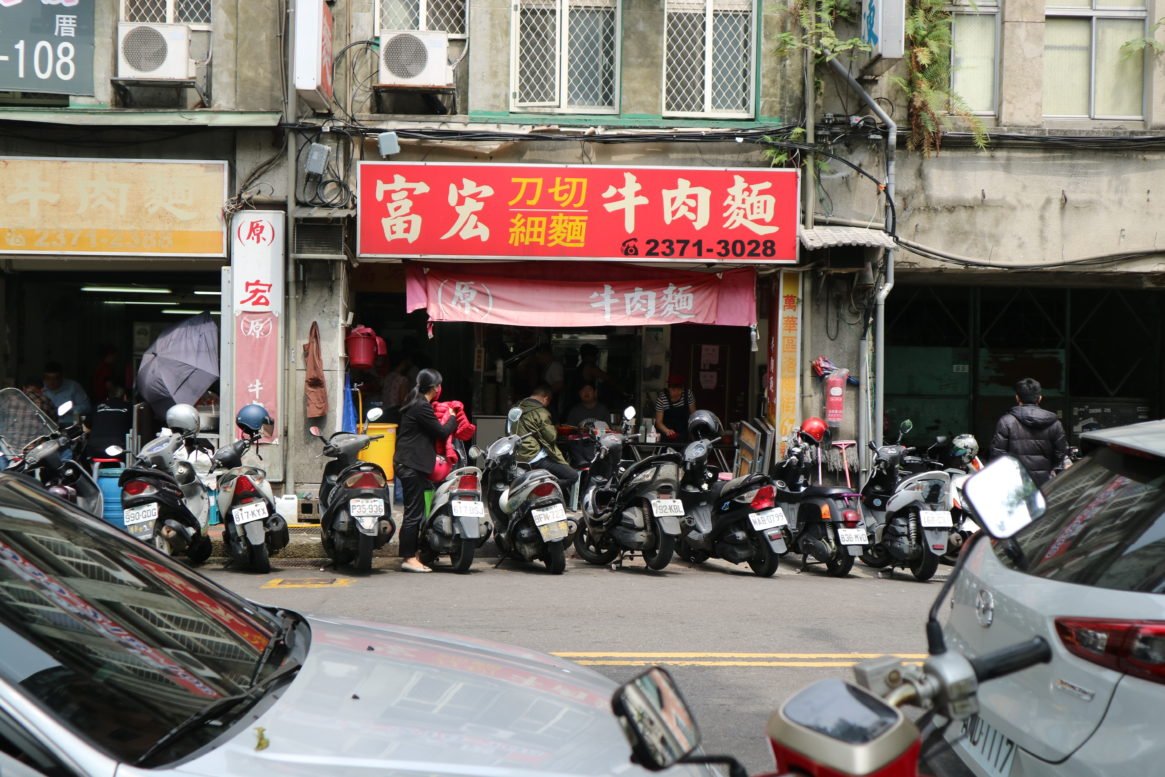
0,473,710,777
937,420,1165,777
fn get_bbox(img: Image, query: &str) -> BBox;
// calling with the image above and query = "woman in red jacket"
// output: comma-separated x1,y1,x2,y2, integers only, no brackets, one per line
393,369,458,572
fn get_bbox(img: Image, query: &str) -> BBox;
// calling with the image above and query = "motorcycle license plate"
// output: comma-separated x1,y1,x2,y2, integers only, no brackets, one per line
749,508,787,531
452,500,485,518
920,509,953,528
532,504,569,542
350,498,385,517
837,527,868,545
955,715,1016,777
123,503,158,527
232,501,268,525
651,499,684,517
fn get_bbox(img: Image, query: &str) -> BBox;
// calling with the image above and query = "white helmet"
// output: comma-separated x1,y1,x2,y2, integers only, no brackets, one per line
951,433,979,464
165,403,201,435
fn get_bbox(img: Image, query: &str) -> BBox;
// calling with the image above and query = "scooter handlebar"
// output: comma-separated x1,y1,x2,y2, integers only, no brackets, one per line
969,638,1052,683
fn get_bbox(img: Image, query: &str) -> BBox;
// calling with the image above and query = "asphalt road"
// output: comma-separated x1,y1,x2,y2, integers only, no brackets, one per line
204,552,943,775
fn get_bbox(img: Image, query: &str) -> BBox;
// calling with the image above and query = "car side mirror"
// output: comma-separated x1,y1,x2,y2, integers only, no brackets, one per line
612,666,700,771
962,455,1046,539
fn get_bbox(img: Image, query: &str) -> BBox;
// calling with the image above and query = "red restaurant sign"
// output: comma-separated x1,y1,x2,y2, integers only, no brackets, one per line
358,163,799,263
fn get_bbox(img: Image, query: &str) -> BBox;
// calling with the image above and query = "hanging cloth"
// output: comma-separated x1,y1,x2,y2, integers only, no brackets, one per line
304,321,329,419
341,373,358,433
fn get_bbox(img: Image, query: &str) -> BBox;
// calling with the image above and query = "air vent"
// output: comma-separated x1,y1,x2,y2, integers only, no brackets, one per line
294,222,347,259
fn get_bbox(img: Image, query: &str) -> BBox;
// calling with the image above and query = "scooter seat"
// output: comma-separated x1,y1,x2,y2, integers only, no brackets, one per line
510,468,554,491
777,484,856,502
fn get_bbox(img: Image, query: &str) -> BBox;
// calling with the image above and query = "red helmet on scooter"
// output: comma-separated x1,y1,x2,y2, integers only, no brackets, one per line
799,417,830,446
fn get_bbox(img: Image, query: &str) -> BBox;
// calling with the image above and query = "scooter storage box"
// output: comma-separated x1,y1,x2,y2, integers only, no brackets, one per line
96,467,125,529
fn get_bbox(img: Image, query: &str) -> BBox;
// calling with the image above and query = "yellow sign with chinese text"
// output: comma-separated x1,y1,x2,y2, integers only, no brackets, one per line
776,271,802,457
0,157,227,257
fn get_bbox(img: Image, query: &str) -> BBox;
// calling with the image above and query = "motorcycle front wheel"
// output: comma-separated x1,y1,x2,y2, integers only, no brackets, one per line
545,540,566,574
747,532,779,578
187,535,213,565
574,523,618,565
825,531,854,577
642,517,675,571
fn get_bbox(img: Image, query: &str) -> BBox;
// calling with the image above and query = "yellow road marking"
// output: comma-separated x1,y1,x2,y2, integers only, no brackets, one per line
261,577,354,589
571,660,922,667
554,652,926,659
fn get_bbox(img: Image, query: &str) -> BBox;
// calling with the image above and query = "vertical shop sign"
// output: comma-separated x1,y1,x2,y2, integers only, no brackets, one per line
775,272,802,456
230,212,284,444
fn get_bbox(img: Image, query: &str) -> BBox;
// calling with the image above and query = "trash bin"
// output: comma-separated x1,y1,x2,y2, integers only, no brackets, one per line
358,422,397,481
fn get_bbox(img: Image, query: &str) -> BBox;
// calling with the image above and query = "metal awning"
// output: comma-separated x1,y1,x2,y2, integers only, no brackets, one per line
0,109,282,127
800,225,896,250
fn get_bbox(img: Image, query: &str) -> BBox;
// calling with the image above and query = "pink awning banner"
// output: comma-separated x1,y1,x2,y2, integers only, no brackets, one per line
406,262,757,328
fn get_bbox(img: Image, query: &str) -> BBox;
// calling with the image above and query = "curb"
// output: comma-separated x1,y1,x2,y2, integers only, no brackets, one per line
206,521,505,561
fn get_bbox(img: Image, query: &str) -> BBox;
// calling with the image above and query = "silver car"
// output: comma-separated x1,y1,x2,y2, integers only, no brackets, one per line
939,421,1165,777
0,473,708,777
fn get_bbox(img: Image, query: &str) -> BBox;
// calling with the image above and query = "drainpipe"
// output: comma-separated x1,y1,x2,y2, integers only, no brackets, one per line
827,58,895,464
284,0,298,493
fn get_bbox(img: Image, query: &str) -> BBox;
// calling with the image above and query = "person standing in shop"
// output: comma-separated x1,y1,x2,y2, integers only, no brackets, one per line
654,374,697,445
41,362,90,426
393,368,459,573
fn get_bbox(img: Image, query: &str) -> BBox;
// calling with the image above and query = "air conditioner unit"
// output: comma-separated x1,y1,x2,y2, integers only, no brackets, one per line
117,22,196,81
377,30,453,89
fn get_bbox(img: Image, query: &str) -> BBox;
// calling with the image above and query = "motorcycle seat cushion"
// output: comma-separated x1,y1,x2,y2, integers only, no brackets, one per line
510,468,554,491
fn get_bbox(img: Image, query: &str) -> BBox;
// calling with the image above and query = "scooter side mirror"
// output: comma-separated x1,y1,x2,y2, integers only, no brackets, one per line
309,426,323,438
57,400,73,418
104,445,124,457
868,441,878,452
612,666,700,771
623,406,637,421
366,407,384,423
899,419,913,436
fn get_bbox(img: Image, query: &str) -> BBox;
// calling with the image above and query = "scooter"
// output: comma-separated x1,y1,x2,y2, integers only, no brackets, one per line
860,420,952,582
576,407,683,571
674,411,786,577
480,407,576,574
610,458,1052,777
0,392,105,519
211,404,289,573
311,408,396,574
774,419,866,577
118,403,213,563
420,438,490,573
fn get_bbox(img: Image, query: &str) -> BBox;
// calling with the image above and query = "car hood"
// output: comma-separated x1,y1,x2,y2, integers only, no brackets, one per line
155,615,707,777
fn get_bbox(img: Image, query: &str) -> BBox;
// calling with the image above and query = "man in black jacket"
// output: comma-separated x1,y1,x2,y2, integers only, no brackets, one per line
991,378,1069,485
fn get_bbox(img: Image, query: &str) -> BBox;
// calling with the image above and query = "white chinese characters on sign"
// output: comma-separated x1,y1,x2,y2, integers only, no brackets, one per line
376,175,430,243
601,173,649,234
441,178,494,241
662,179,711,230
589,283,696,323
436,279,494,320
723,175,779,235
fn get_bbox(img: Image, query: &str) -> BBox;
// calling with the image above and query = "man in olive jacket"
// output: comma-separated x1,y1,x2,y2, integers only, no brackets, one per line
514,384,580,502
990,377,1069,486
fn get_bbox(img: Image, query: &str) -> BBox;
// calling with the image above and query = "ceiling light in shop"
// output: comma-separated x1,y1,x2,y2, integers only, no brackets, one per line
162,309,209,315
103,300,175,306
81,286,173,294
193,290,221,296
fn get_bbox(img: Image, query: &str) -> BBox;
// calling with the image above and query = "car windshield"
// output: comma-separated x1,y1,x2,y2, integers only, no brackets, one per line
995,446,1165,593
0,476,282,763
0,388,57,453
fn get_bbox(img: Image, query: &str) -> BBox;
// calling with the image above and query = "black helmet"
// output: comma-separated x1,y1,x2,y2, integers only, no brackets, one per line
687,410,722,441
236,403,273,435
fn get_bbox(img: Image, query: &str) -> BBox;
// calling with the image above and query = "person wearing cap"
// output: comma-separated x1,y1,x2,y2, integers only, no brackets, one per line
654,374,697,444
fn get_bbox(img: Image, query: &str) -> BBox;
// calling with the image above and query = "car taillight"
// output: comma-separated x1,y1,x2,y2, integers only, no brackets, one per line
532,482,556,498
345,471,386,489
1055,618,1165,685
842,509,861,528
123,480,153,496
458,473,478,492
818,503,831,521
234,475,258,497
750,485,775,510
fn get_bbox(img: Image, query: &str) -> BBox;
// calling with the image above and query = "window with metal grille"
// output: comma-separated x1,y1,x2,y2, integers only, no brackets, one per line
122,0,212,27
664,0,754,118
377,0,467,38
513,0,619,112
1043,0,1146,119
